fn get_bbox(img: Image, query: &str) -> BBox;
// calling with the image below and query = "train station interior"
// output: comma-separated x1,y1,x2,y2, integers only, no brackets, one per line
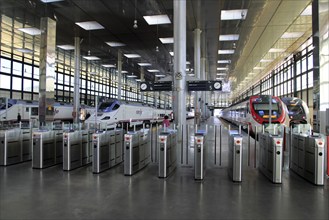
0,0,328,219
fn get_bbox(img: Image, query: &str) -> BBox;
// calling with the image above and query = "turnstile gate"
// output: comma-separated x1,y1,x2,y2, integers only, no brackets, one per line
63,130,93,171
195,131,206,180
158,130,177,178
124,129,151,176
0,129,22,165
258,133,283,183
92,129,123,173
228,133,243,182
291,133,325,185
32,129,63,169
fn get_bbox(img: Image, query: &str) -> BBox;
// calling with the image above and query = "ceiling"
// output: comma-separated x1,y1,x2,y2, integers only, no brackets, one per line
0,0,312,99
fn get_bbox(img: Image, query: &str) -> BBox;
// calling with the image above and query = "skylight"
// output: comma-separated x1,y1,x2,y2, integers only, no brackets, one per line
75,21,104,30
143,15,171,25
159,37,174,44
124,54,141,58
15,48,33,53
269,48,285,53
221,9,248,20
106,42,126,47
18,27,41,36
260,59,273,63
281,32,304,39
301,5,312,16
219,34,239,41
57,45,75,50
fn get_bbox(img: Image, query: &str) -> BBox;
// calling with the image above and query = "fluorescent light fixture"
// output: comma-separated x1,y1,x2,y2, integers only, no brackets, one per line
127,75,137,78
155,74,166,77
188,73,195,76
301,5,312,16
260,59,273,62
218,50,235,54
143,15,171,25
221,9,248,20
147,69,160,73
57,45,75,50
216,73,227,76
186,61,191,65
216,77,224,80
89,72,97,75
75,21,104,30
18,27,41,36
219,34,239,41
269,48,285,53
218,60,231,64
159,37,174,44
40,0,64,3
281,32,304,39
15,48,33,53
138,63,152,66
83,56,100,60
106,42,125,47
135,79,141,82
253,66,264,70
217,67,228,71
116,70,128,73
169,51,174,56
102,64,116,68
124,54,141,58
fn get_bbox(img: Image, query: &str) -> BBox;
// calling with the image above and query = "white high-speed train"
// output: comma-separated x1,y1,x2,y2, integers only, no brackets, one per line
220,95,288,136
280,97,310,126
85,99,173,128
0,97,94,122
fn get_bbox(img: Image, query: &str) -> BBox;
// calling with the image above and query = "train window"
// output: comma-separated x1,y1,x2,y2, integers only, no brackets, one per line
112,104,120,110
31,107,38,116
26,107,29,112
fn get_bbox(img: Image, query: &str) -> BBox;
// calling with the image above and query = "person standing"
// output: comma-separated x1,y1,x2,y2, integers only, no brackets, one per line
162,115,170,129
17,113,21,123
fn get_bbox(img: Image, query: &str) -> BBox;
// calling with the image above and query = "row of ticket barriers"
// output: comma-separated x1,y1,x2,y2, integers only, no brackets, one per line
0,125,327,185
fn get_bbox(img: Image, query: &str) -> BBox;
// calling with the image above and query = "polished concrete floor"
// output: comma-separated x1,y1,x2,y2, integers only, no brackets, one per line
1,118,328,219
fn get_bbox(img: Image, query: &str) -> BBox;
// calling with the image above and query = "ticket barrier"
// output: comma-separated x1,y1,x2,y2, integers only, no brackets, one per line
258,133,283,183
158,130,177,178
124,129,151,176
195,131,206,180
92,129,123,173
63,130,93,171
228,132,243,182
32,129,63,169
290,133,325,185
0,128,23,166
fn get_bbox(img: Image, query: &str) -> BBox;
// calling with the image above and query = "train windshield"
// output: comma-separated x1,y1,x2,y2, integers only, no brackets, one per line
252,98,281,118
98,102,120,112
286,104,305,116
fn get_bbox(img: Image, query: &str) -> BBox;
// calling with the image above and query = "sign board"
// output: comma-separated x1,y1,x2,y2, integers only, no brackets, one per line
140,81,172,91
188,80,222,91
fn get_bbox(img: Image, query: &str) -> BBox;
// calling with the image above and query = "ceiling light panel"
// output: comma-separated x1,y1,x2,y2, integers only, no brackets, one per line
15,48,33,53
269,48,285,53
281,32,304,39
18,27,41,36
148,69,160,73
155,74,166,77
217,73,227,76
116,70,128,73
124,54,141,58
217,67,228,71
219,34,239,41
143,15,171,25
106,42,125,47
82,56,100,60
218,60,231,64
75,21,104,30
260,59,273,62
102,64,116,68
40,0,64,3
169,52,174,56
221,9,248,20
218,50,235,54
138,63,152,66
301,5,312,16
127,75,137,78
57,45,75,50
159,37,174,44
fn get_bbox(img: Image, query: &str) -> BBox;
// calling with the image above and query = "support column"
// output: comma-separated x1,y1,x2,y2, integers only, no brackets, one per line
194,28,201,125
73,37,81,124
173,0,187,127
140,67,145,103
200,57,206,121
38,17,56,126
117,50,122,100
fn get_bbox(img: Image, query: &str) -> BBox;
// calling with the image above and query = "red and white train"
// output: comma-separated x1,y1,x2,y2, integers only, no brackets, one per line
220,95,288,136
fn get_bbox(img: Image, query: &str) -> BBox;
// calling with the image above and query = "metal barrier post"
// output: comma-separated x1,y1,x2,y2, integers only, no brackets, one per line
228,132,243,182
194,131,206,180
158,130,177,178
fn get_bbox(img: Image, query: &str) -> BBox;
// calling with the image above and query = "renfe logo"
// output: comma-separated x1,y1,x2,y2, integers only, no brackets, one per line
136,109,142,115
